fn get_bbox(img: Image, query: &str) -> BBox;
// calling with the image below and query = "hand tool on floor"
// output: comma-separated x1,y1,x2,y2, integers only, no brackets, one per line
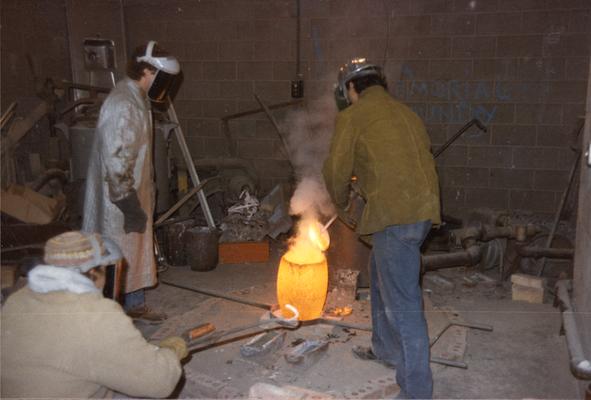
187,305,300,352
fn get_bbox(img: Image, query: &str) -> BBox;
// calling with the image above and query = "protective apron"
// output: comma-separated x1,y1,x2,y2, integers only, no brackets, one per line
82,78,156,293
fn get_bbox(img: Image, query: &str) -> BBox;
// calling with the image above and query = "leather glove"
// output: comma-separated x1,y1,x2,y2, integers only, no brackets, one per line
159,336,189,360
113,190,147,234
337,208,357,230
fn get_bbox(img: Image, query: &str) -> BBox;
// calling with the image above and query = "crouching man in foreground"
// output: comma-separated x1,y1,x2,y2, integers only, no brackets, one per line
1,231,188,398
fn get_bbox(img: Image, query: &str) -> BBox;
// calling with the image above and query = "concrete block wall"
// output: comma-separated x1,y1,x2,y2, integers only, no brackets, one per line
2,0,589,216
1,0,71,179
123,0,590,216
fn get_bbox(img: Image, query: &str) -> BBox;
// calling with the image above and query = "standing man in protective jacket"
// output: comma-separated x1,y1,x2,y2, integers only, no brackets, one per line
323,58,441,399
83,41,180,321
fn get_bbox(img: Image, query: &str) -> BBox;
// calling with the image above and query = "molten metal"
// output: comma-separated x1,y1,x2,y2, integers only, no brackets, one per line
276,219,329,321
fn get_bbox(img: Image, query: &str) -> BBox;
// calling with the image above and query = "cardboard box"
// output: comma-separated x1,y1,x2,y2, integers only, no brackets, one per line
511,273,545,289
1,184,64,224
218,240,269,264
512,283,544,304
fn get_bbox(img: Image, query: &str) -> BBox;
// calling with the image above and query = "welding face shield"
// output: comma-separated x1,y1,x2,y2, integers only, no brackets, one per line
335,58,384,110
137,41,180,103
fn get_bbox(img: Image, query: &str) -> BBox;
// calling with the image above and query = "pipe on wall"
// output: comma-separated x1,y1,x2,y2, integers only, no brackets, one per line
555,280,591,380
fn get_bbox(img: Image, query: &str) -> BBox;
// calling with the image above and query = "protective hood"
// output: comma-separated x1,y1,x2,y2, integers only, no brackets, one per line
137,40,180,102
28,265,99,294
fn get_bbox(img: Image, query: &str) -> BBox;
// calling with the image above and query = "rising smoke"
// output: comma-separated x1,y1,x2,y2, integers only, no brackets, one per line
282,92,338,222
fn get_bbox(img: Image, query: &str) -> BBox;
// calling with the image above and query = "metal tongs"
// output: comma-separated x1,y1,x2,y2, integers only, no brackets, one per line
187,304,300,352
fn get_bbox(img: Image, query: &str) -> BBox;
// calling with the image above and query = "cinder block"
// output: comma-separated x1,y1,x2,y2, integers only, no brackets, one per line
219,81,254,100
431,14,476,35
183,370,227,398
511,273,546,289
249,382,333,399
219,41,254,61
185,42,218,61
465,188,510,210
477,13,522,34
497,35,543,57
489,168,533,190
219,240,269,264
467,146,513,168
203,62,237,80
492,125,537,146
533,170,570,191
341,375,399,399
452,37,496,58
512,283,544,303
509,190,557,214
237,61,274,80
202,100,237,118
408,37,450,58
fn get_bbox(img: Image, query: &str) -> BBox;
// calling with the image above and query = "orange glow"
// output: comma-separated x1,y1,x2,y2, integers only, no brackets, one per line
276,218,330,321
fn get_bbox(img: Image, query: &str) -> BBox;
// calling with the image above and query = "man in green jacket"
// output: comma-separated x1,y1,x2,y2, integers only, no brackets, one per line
1,231,187,398
323,58,441,399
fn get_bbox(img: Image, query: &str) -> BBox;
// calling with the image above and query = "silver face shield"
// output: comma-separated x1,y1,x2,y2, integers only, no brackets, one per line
147,69,177,103
137,41,180,103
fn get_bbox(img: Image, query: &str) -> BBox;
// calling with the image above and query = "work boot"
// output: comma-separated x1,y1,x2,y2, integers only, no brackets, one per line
352,345,395,369
126,306,168,324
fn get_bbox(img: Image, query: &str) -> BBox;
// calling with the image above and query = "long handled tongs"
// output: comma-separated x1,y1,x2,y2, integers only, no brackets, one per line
187,305,300,353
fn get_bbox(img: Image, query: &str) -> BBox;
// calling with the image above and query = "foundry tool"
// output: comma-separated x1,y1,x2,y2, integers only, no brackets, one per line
161,280,491,368
433,118,487,159
186,305,300,352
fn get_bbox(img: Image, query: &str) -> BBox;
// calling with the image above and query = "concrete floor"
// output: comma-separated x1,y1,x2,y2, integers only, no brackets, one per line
139,242,581,399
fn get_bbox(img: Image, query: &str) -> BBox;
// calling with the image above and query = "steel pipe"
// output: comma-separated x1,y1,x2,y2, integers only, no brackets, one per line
555,280,591,380
422,245,483,271
518,246,574,259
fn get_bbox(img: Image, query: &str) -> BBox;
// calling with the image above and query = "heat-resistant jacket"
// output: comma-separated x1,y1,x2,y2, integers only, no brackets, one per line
82,78,156,293
323,85,441,235
1,284,181,398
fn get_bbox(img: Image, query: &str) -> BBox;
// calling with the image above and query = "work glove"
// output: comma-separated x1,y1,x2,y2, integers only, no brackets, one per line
113,190,147,234
159,336,189,360
337,207,357,230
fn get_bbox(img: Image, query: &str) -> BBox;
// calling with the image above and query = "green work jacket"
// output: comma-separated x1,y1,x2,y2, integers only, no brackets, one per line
323,85,441,235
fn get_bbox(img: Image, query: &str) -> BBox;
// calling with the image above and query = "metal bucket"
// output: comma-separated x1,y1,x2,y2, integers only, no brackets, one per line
186,226,219,271
164,219,195,266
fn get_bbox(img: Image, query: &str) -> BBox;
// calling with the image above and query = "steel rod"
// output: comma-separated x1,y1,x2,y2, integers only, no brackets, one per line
519,246,574,259
154,177,217,227
253,94,293,164
430,356,468,369
167,101,216,229
538,150,581,276
433,118,487,158
221,100,302,121
160,280,273,311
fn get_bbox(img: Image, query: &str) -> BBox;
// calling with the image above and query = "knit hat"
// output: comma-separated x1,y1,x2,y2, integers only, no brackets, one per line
43,231,122,272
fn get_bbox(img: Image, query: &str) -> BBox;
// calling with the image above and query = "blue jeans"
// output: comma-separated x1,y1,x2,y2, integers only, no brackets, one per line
370,221,432,399
123,289,145,311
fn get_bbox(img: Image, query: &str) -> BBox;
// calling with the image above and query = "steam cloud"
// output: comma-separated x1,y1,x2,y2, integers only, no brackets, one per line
282,92,338,222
